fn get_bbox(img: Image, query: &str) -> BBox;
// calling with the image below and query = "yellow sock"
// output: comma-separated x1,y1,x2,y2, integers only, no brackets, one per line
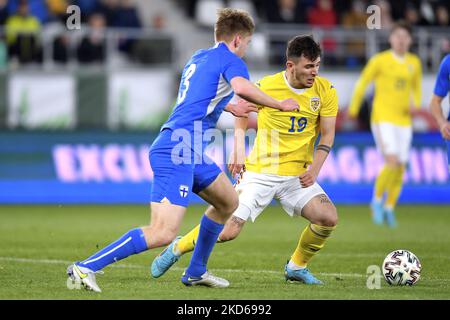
374,165,395,200
385,166,405,209
291,224,335,267
174,224,224,255
174,225,200,255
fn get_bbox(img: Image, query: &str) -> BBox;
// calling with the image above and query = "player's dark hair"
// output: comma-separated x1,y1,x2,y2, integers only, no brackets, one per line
286,35,321,62
215,8,255,42
390,20,412,36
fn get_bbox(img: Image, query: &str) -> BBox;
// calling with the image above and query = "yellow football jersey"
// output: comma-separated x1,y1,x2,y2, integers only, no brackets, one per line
349,50,422,126
245,71,338,176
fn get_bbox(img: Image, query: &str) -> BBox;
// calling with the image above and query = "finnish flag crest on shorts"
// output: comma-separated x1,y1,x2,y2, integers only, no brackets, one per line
179,185,189,198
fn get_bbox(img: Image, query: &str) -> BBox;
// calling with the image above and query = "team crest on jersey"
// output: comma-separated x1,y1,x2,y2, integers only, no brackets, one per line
310,97,321,112
179,185,189,198
408,64,414,73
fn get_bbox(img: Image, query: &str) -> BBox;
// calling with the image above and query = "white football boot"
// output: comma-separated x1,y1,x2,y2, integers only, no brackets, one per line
67,263,102,293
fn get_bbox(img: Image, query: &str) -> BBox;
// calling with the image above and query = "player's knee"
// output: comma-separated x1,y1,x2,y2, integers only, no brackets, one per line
385,155,400,167
219,193,239,216
315,207,338,227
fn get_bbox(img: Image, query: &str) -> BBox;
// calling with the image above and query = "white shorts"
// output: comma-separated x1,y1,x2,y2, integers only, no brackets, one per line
233,171,327,222
371,122,412,164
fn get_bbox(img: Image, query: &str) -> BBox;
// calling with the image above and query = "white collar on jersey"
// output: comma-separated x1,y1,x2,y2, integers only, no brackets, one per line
390,50,406,63
283,71,306,94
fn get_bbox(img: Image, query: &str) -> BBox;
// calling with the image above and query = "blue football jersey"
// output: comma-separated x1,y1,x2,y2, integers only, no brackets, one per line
434,54,450,122
161,42,249,134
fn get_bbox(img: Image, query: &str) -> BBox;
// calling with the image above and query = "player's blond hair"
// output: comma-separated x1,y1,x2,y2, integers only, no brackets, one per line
214,8,255,43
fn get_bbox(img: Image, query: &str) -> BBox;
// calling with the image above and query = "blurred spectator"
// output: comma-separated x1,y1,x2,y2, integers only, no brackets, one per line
435,4,449,26
53,32,69,64
342,0,367,28
266,0,306,24
77,13,106,63
342,0,367,67
7,0,50,24
404,4,430,26
96,0,119,26
114,0,142,55
6,0,42,64
418,0,436,25
46,0,69,23
0,0,8,25
375,0,393,30
73,0,100,22
265,0,307,65
307,0,337,26
307,0,337,64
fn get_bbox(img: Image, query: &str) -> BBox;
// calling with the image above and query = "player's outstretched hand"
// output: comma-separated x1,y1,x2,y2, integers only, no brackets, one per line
227,151,245,178
280,98,299,112
229,99,259,118
440,122,450,140
299,171,316,188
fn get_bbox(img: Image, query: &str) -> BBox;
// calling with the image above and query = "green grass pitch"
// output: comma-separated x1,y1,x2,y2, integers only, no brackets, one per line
0,204,449,300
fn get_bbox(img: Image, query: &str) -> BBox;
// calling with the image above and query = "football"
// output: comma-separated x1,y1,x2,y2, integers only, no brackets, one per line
382,250,422,286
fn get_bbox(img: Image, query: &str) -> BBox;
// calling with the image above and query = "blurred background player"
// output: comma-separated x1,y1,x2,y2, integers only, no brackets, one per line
151,35,339,285
348,21,422,227
429,54,450,172
67,8,299,292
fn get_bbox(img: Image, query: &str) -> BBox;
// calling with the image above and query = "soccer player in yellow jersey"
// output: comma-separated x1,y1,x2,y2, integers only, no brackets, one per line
151,35,339,285
348,21,422,227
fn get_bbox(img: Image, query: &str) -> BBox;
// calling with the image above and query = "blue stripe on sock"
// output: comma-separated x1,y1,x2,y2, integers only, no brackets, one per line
79,228,148,272
186,214,224,277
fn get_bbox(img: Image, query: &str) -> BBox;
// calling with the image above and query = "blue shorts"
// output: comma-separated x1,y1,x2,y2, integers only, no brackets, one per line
149,129,222,207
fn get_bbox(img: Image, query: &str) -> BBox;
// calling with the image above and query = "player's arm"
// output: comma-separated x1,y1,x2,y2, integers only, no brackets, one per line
348,56,378,119
230,77,298,112
299,116,336,187
224,98,258,118
228,116,249,177
429,94,450,140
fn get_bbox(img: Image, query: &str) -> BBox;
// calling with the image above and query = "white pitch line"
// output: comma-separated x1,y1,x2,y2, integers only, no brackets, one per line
1,256,449,282
0,256,364,278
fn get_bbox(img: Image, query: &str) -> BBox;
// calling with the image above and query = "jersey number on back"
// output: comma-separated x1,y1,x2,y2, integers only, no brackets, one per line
288,116,308,132
177,64,197,104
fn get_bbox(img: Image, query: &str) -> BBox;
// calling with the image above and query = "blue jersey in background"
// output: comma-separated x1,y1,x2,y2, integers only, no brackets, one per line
433,53,450,170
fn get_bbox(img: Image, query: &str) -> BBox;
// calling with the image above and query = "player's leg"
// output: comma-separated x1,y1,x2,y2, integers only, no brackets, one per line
175,214,246,255
371,122,398,224
178,171,237,287
150,210,248,279
383,125,412,227
68,146,191,292
181,169,277,287
67,202,186,292
151,170,271,279
279,181,337,285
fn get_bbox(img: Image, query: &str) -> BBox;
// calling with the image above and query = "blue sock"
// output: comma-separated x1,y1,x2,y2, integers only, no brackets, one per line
78,228,148,272
186,214,224,277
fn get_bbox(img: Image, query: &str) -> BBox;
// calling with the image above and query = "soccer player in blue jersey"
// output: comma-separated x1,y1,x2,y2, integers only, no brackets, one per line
430,54,450,172
67,8,299,292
